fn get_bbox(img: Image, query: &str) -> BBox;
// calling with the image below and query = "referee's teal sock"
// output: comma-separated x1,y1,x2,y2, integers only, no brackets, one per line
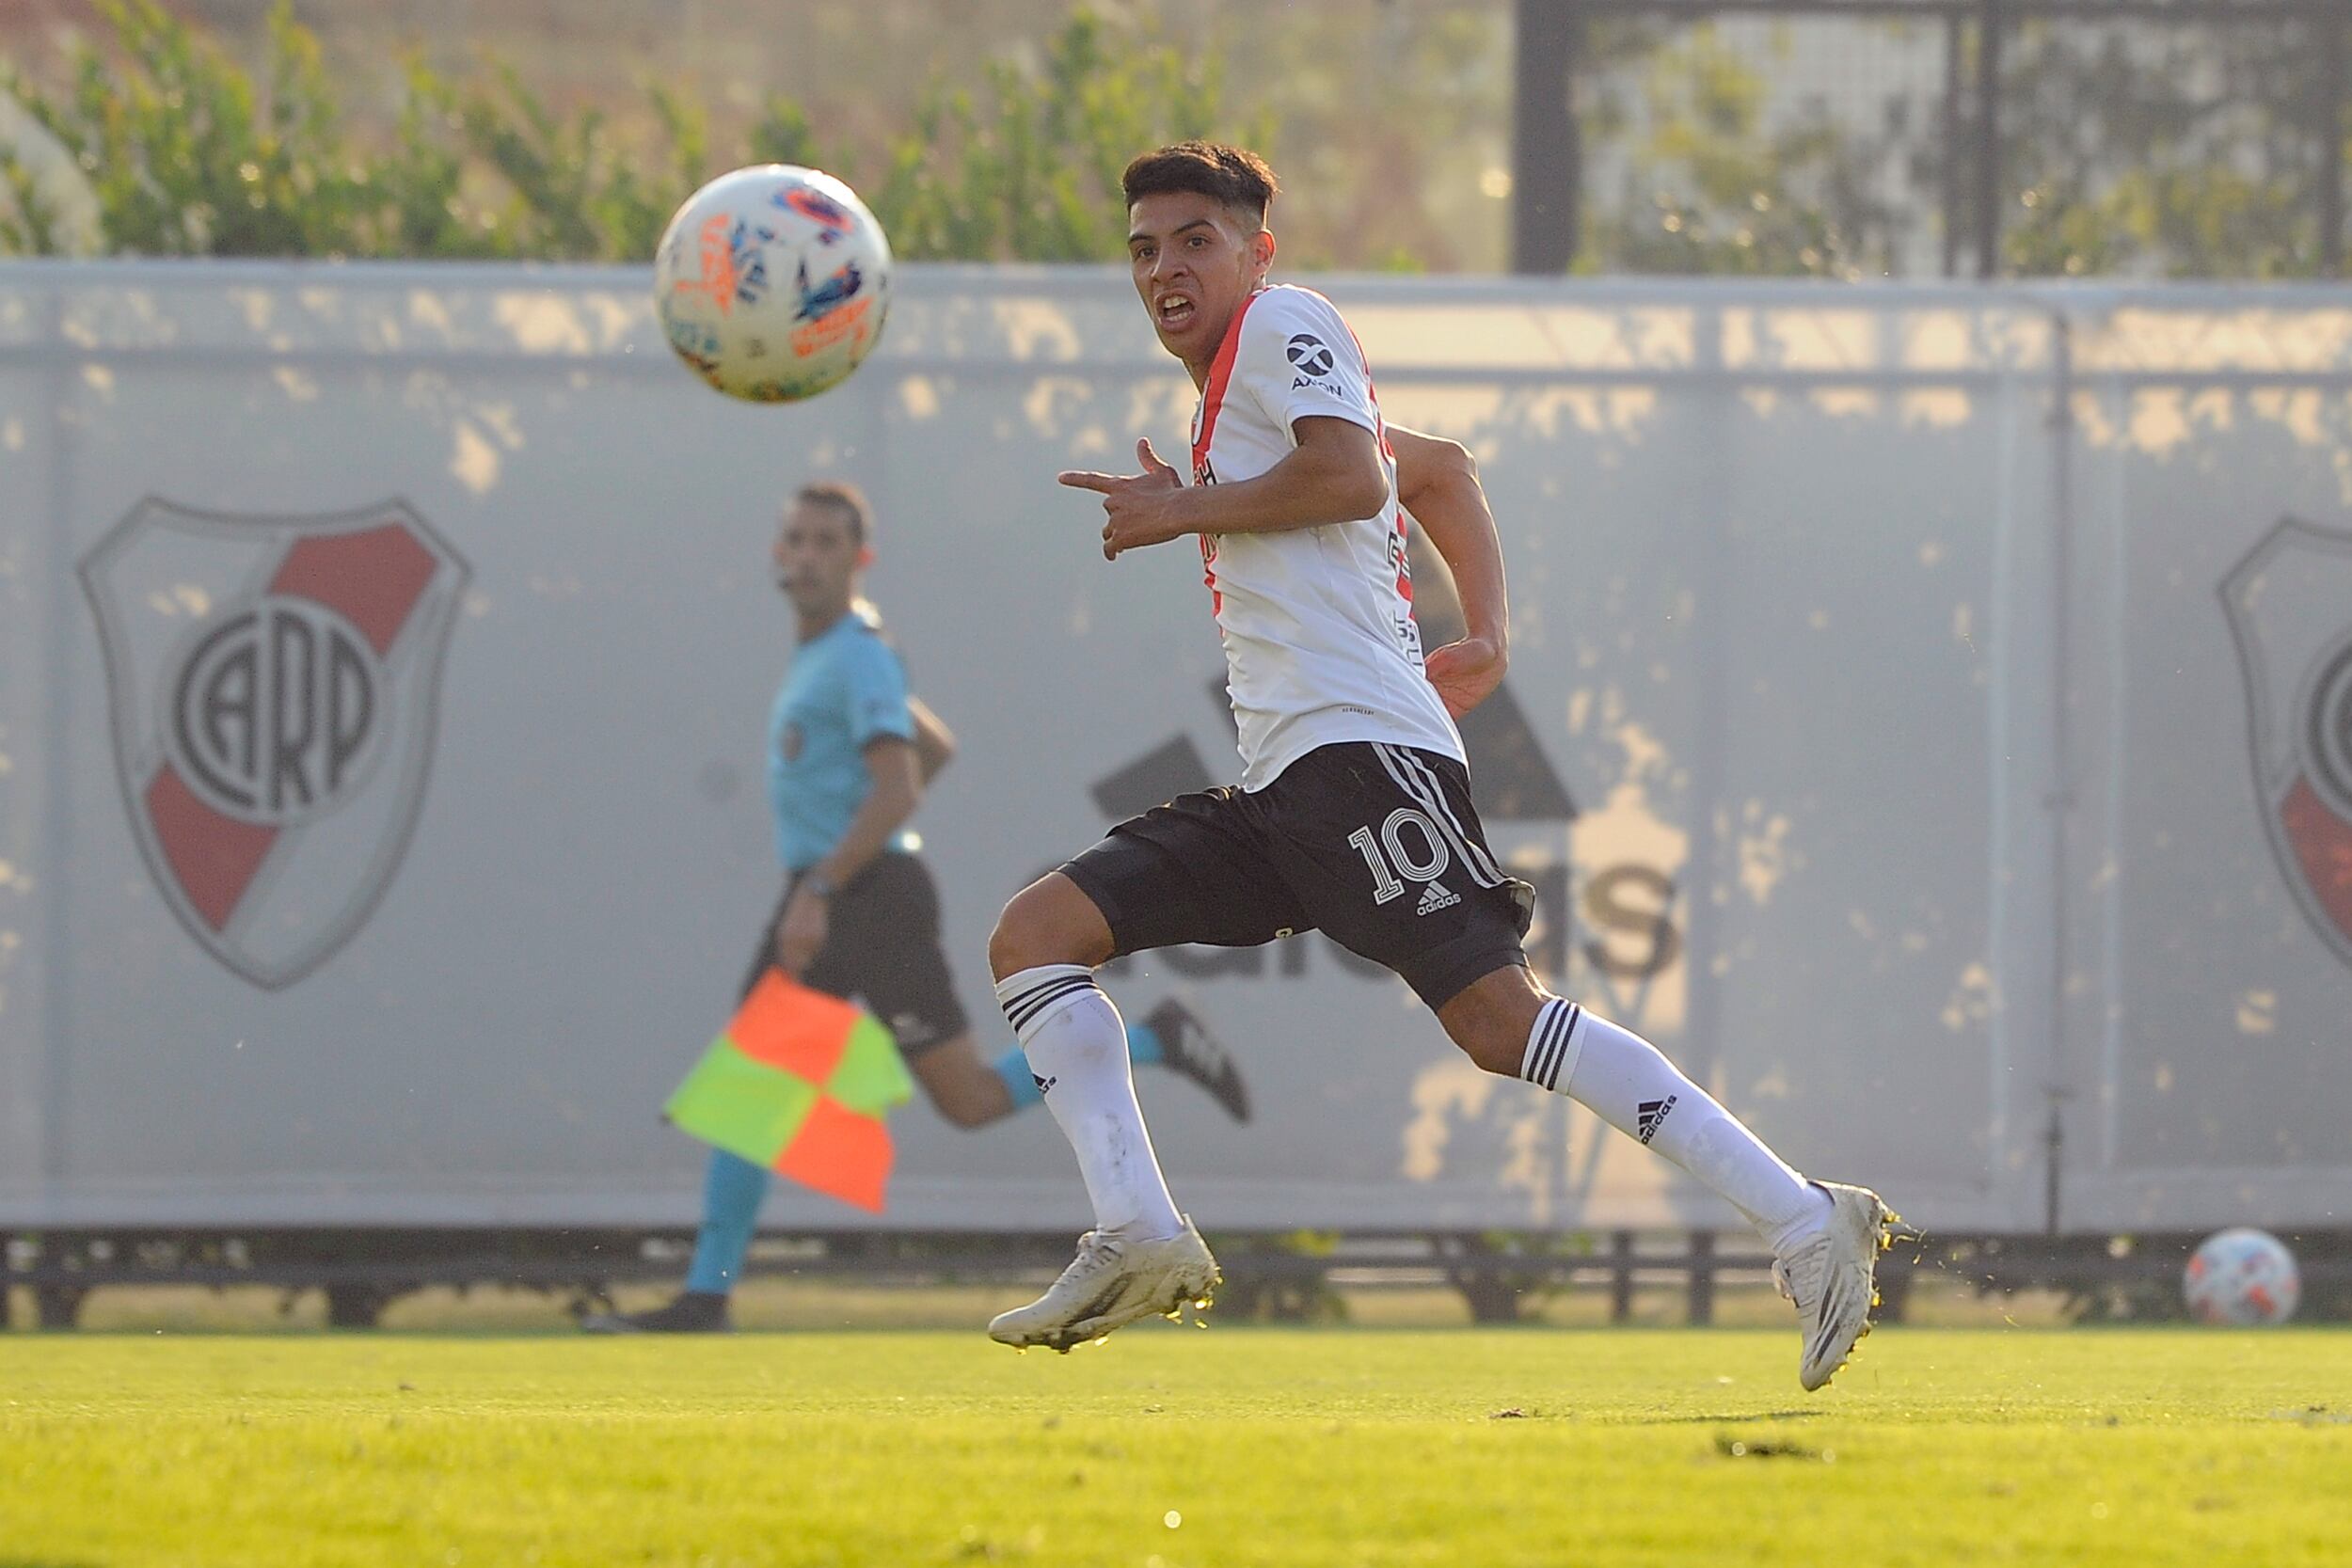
992,1020,1161,1110
684,1148,770,1295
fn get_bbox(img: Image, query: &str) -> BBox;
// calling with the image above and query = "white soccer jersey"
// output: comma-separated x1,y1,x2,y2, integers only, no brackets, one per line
1187,284,1465,790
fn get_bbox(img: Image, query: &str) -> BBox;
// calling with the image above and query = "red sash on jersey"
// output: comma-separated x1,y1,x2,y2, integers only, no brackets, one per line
1190,293,1263,616
1191,292,1260,481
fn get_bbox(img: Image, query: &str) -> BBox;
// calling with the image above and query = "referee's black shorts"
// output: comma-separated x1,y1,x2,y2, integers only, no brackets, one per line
1058,741,1534,1011
739,850,968,1055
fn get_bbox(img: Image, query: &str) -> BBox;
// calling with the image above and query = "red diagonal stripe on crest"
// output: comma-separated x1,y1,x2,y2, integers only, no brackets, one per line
145,764,278,931
2281,776,2352,941
269,523,438,657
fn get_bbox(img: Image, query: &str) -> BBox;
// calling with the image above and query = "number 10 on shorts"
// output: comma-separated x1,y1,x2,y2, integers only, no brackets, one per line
1347,809,1452,904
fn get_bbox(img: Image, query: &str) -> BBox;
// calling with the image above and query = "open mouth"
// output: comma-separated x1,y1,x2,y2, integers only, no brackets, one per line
1156,293,1196,331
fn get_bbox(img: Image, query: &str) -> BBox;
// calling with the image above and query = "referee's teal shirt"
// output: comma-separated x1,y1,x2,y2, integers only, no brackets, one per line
766,609,916,873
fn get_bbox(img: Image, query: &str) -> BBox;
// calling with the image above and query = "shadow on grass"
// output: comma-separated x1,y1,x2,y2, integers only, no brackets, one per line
1627,1409,1824,1425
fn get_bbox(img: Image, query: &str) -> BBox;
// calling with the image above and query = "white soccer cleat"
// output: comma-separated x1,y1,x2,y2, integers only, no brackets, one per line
989,1218,1221,1353
1772,1180,1897,1392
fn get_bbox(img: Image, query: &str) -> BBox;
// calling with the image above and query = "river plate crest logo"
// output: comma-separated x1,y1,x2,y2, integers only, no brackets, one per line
81,499,469,989
2220,516,2352,968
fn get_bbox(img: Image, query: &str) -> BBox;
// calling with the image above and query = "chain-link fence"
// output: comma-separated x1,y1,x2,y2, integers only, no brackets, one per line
1515,0,2350,278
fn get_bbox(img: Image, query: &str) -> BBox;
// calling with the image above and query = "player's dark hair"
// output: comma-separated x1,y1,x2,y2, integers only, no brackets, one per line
793,480,872,547
1121,142,1278,227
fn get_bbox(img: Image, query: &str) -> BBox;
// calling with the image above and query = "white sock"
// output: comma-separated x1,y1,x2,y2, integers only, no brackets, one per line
1522,998,1828,1251
995,965,1184,1240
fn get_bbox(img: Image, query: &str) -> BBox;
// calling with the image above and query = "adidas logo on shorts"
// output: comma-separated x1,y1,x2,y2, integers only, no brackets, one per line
1415,879,1462,915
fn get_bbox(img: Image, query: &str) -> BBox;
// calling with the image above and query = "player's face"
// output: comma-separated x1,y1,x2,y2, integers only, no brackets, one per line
1127,191,1274,374
773,501,862,620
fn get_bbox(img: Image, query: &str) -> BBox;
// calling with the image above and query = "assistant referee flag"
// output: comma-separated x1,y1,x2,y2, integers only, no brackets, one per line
664,969,914,1212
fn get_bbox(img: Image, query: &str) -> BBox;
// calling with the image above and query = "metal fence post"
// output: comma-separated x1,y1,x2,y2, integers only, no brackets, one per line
1976,0,2006,279
38,279,73,1206
1944,8,1967,278
2322,8,2346,277
1686,1231,1715,1326
1609,1229,1636,1323
1511,0,1582,275
2042,307,2078,1235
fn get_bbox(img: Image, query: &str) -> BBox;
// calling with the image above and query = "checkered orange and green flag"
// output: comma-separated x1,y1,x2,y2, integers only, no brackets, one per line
663,970,914,1212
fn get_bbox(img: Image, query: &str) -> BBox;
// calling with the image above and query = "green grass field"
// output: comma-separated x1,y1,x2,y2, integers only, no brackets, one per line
5,1326,2350,1567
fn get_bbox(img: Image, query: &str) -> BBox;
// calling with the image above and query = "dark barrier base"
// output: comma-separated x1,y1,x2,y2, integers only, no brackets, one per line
8,1227,2351,1329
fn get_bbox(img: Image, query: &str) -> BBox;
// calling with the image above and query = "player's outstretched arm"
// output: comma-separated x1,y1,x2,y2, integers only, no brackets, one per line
1391,422,1510,719
908,696,957,784
1059,421,1388,559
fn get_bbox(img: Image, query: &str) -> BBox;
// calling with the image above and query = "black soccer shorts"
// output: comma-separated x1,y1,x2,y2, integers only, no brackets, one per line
1059,741,1535,1010
739,850,969,1055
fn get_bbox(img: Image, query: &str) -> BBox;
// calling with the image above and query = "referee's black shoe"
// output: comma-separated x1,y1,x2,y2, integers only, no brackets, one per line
1142,998,1250,1124
579,1291,732,1334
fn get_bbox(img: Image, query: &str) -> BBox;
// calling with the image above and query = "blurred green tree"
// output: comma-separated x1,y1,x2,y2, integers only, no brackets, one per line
1,0,375,257
753,6,1270,262
1568,12,2340,280
1578,20,1911,279
9,1,2335,278
1994,19,2325,278
0,0,1263,263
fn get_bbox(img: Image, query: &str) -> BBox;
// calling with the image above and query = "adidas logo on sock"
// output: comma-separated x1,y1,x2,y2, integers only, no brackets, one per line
1033,1073,1057,1096
1415,879,1462,915
1634,1095,1677,1144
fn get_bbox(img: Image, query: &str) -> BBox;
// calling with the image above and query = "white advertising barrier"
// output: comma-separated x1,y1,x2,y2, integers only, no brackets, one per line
2,263,2347,1235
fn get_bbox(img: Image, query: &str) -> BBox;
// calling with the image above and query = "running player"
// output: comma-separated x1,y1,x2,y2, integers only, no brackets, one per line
584,481,1245,1334
983,145,1892,1389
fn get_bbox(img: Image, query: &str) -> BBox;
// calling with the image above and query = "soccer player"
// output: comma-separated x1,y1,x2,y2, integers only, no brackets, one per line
985,144,1892,1389
584,481,1245,1334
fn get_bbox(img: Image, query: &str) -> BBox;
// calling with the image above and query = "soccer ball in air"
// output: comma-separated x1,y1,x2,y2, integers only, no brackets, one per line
653,165,892,403
2183,1227,2300,1325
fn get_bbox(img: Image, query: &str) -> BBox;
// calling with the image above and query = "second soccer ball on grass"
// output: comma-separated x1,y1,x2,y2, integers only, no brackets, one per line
2184,1227,2300,1325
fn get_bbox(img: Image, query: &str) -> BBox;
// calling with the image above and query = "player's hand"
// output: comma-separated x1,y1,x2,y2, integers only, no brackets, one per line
774,886,829,978
1059,438,1189,560
1422,634,1507,719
